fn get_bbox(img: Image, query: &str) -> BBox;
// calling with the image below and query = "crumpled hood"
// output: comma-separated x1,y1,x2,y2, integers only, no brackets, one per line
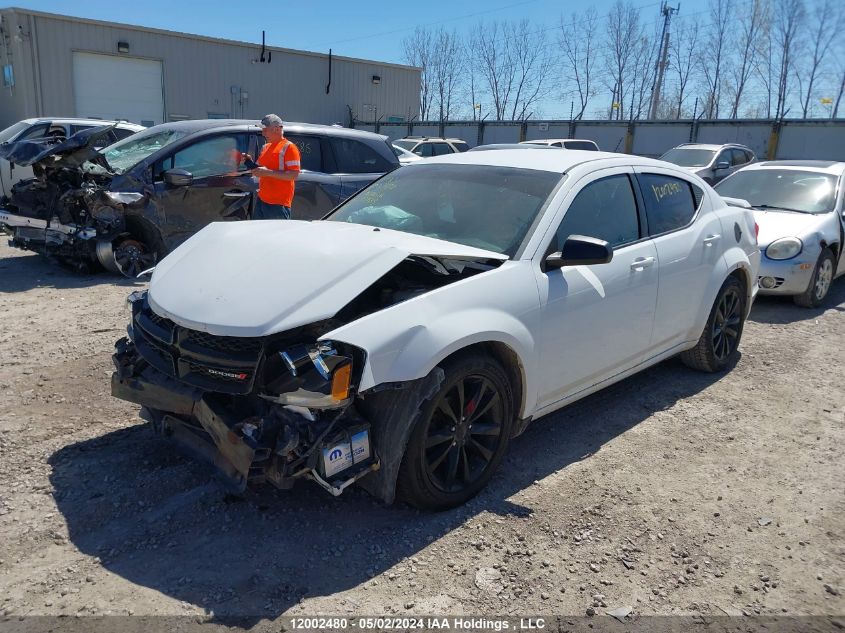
0,124,115,169
752,209,828,247
148,220,507,337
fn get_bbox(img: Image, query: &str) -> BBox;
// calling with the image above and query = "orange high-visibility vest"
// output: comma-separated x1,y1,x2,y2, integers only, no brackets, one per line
257,139,301,207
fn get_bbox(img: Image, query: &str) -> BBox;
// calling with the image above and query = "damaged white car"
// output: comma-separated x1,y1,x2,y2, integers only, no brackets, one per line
112,150,760,510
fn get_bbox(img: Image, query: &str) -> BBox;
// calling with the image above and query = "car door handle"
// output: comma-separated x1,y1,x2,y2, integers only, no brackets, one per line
703,234,721,246
222,191,250,199
630,257,655,271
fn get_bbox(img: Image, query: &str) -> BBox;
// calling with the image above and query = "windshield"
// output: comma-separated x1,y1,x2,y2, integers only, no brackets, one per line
101,129,188,173
326,163,562,257
715,169,838,214
660,148,716,167
393,140,416,151
0,121,32,144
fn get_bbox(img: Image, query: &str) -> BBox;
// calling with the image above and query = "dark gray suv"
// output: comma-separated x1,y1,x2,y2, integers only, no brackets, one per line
0,120,399,276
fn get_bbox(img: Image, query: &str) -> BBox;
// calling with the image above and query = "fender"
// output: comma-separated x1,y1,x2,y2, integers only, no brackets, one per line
689,201,760,335
322,262,541,417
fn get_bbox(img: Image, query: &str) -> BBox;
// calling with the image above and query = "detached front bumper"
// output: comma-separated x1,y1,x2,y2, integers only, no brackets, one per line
756,252,817,296
111,337,379,495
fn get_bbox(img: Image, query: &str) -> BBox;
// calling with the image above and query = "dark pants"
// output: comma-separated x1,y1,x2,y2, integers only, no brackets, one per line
253,198,291,220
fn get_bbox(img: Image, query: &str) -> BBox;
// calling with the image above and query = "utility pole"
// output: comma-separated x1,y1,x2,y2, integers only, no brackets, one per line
649,2,679,120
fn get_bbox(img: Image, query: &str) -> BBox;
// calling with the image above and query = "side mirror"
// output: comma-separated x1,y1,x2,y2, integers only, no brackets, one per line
545,235,613,270
715,161,730,170
163,168,193,187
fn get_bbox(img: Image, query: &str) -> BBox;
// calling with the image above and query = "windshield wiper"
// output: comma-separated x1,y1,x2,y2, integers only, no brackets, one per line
751,204,813,214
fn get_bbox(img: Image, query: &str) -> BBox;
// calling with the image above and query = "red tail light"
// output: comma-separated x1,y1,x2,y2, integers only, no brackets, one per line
754,222,759,242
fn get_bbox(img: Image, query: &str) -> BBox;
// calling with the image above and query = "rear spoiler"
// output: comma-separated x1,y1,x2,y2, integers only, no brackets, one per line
721,196,752,209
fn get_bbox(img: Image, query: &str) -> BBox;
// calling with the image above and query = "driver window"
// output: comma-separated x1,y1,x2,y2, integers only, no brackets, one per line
715,151,730,166
554,174,640,251
172,135,246,178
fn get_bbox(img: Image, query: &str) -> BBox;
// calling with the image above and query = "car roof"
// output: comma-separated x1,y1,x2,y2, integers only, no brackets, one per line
21,117,144,130
671,143,751,151
742,160,845,175
521,139,597,144
399,137,467,143
471,143,559,151
419,148,668,173
131,119,389,142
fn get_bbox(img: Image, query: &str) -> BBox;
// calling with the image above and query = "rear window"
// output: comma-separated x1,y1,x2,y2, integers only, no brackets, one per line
286,134,323,172
331,138,393,173
113,127,137,142
639,173,699,235
452,141,470,152
660,148,716,167
394,140,417,151
564,140,598,151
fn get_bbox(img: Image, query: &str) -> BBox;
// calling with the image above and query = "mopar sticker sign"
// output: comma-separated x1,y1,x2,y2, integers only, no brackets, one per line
322,441,353,477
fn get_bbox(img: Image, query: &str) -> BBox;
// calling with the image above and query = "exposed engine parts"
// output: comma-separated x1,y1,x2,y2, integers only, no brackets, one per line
0,125,155,277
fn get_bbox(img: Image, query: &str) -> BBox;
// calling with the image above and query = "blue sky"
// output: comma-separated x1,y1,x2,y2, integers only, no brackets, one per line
11,0,839,119
11,0,632,65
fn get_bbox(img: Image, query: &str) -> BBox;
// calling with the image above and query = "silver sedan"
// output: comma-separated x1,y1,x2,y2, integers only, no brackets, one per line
716,160,845,307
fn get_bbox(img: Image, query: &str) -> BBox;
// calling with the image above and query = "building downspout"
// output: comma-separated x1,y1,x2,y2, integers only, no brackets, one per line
28,14,44,116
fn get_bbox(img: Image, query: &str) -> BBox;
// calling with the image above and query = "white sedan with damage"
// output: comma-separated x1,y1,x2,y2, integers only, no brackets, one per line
112,149,760,510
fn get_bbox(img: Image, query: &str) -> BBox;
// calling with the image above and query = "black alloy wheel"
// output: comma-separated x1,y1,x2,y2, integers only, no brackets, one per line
424,374,505,494
680,275,747,372
397,353,514,510
114,238,157,279
711,286,743,362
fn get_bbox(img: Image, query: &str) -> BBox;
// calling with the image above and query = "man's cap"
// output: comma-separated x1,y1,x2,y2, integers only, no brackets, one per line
260,114,284,128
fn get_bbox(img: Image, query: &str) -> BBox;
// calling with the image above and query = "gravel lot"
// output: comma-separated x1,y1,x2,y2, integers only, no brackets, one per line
0,241,843,626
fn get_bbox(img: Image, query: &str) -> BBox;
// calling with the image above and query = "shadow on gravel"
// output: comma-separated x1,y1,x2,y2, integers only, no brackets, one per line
48,356,728,626
0,252,143,292
749,279,845,325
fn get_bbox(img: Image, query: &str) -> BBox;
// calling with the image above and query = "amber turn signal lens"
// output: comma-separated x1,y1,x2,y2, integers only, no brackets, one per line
331,363,352,400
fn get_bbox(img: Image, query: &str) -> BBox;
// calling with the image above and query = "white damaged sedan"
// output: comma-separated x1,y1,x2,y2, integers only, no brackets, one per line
112,149,760,509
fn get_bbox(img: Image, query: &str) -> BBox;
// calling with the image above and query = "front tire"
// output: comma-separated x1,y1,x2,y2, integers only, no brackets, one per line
793,248,835,308
396,353,514,511
681,276,746,372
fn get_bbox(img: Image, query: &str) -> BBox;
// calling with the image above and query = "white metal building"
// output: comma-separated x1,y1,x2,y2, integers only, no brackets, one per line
0,8,421,129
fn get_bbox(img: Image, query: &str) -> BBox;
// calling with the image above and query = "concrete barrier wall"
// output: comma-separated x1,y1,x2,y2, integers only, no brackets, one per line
364,120,845,161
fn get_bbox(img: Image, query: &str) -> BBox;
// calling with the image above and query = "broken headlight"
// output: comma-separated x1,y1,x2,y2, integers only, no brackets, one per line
261,341,354,409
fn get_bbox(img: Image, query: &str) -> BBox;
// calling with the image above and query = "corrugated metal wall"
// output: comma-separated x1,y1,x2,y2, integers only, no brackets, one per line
0,9,420,128
369,119,845,160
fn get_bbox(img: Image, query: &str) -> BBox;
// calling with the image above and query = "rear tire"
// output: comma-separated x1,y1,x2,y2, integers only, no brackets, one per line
681,276,746,372
793,248,834,308
396,353,514,511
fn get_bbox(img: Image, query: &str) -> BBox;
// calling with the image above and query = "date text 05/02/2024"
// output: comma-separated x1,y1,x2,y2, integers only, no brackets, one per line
289,617,547,630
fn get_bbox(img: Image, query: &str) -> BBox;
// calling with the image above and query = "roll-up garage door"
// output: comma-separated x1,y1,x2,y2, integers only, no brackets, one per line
73,52,164,126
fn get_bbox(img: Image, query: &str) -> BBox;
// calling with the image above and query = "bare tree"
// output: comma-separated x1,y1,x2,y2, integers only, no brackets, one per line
507,21,554,120
559,7,599,119
797,0,840,117
603,0,640,120
430,28,463,122
834,67,845,118
669,16,701,119
700,0,732,118
471,21,511,120
728,0,767,118
471,20,553,121
628,26,660,119
773,0,805,120
402,27,435,119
